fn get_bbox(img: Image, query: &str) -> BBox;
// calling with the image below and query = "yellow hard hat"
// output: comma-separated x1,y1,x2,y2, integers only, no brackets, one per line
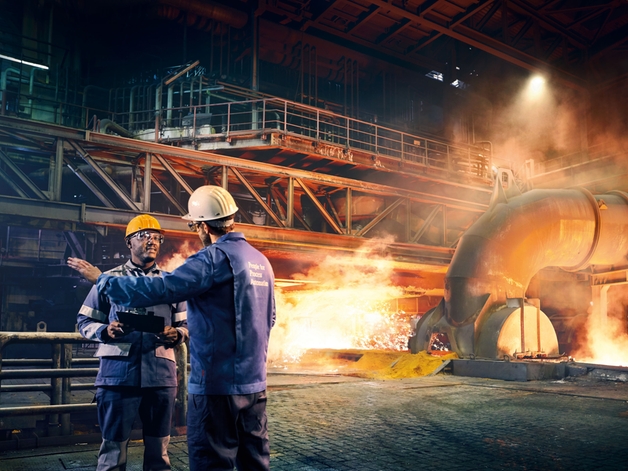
125,214,162,238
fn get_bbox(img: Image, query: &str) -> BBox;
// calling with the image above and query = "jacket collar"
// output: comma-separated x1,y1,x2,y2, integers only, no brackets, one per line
124,259,160,275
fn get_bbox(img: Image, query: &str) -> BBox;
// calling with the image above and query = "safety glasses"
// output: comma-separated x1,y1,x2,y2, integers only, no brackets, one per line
188,221,203,232
132,231,164,243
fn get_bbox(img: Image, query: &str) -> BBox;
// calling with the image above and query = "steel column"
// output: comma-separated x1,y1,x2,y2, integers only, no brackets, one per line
53,138,64,201
286,177,294,228
144,153,152,211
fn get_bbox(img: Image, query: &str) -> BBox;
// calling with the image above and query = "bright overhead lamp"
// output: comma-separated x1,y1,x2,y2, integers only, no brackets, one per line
525,74,546,99
0,54,49,70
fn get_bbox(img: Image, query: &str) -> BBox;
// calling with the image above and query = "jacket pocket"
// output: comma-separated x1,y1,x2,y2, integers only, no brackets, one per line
95,343,132,357
155,345,176,362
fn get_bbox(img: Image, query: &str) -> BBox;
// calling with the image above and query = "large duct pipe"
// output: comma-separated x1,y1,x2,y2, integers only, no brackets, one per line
411,169,628,359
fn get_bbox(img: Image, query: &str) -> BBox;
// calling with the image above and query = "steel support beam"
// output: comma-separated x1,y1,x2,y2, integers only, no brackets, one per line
411,204,442,244
286,177,295,228
143,153,152,212
0,194,454,266
0,116,488,264
369,0,586,90
152,153,194,195
64,157,116,208
52,138,64,201
148,173,187,215
0,116,490,212
0,149,48,199
0,165,28,197
68,140,140,211
296,178,344,234
354,198,404,237
231,168,286,228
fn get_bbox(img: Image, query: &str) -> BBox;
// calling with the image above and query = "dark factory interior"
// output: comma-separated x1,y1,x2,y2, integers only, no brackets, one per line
1,0,628,451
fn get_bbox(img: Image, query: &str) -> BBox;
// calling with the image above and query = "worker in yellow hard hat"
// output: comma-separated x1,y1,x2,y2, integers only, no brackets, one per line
70,188,276,471
68,214,188,471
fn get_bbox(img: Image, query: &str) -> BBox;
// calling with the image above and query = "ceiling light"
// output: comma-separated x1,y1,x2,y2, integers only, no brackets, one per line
0,54,49,70
525,74,546,100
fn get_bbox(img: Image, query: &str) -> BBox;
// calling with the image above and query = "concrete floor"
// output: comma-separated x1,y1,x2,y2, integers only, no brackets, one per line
1,371,627,470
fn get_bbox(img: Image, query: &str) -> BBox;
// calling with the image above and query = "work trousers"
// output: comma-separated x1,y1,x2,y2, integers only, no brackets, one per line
187,391,270,471
96,386,176,471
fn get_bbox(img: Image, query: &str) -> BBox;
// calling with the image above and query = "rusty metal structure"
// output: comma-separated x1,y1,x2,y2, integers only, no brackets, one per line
411,169,628,359
0,0,628,444
0,109,490,265
0,332,187,443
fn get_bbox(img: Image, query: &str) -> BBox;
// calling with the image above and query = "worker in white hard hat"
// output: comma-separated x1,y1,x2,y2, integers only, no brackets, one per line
69,187,276,471
68,214,189,471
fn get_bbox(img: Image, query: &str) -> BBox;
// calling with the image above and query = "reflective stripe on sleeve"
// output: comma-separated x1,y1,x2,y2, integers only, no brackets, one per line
82,322,105,341
173,310,187,322
79,304,108,322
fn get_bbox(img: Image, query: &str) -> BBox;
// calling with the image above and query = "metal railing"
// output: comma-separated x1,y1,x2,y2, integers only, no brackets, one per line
0,78,492,182
526,144,610,178
3,226,69,262
0,332,188,439
148,98,492,180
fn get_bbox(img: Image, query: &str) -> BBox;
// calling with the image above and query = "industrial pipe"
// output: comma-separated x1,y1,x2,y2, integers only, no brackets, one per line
98,118,134,138
1,67,22,116
410,169,628,359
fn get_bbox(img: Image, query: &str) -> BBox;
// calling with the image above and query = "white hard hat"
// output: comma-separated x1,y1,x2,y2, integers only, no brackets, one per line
182,185,239,221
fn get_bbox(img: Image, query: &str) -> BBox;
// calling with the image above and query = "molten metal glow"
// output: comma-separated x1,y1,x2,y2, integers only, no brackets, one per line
160,238,415,365
160,240,199,272
270,270,410,364
571,313,628,367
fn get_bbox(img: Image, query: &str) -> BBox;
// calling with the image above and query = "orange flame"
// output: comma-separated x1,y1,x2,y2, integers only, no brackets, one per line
570,311,628,367
160,237,414,365
159,240,200,272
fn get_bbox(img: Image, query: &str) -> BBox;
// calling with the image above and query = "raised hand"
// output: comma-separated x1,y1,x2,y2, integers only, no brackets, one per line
67,257,102,284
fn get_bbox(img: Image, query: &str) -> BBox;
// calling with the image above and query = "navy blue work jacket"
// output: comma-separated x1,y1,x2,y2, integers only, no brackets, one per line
77,261,188,388
96,232,276,395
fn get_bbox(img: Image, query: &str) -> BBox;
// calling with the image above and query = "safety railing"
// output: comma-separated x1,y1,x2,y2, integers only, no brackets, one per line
0,77,491,181
0,332,188,443
147,97,491,179
3,226,69,262
525,143,609,178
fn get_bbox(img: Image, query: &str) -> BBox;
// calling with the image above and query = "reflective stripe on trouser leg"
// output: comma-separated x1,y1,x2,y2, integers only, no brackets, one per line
96,387,140,471
143,435,172,471
97,438,129,471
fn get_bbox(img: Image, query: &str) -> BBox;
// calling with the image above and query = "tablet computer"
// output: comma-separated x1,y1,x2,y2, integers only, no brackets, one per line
117,311,165,334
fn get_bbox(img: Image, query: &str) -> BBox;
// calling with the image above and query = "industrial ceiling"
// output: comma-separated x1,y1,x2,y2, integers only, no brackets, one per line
255,0,628,90
0,0,627,276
